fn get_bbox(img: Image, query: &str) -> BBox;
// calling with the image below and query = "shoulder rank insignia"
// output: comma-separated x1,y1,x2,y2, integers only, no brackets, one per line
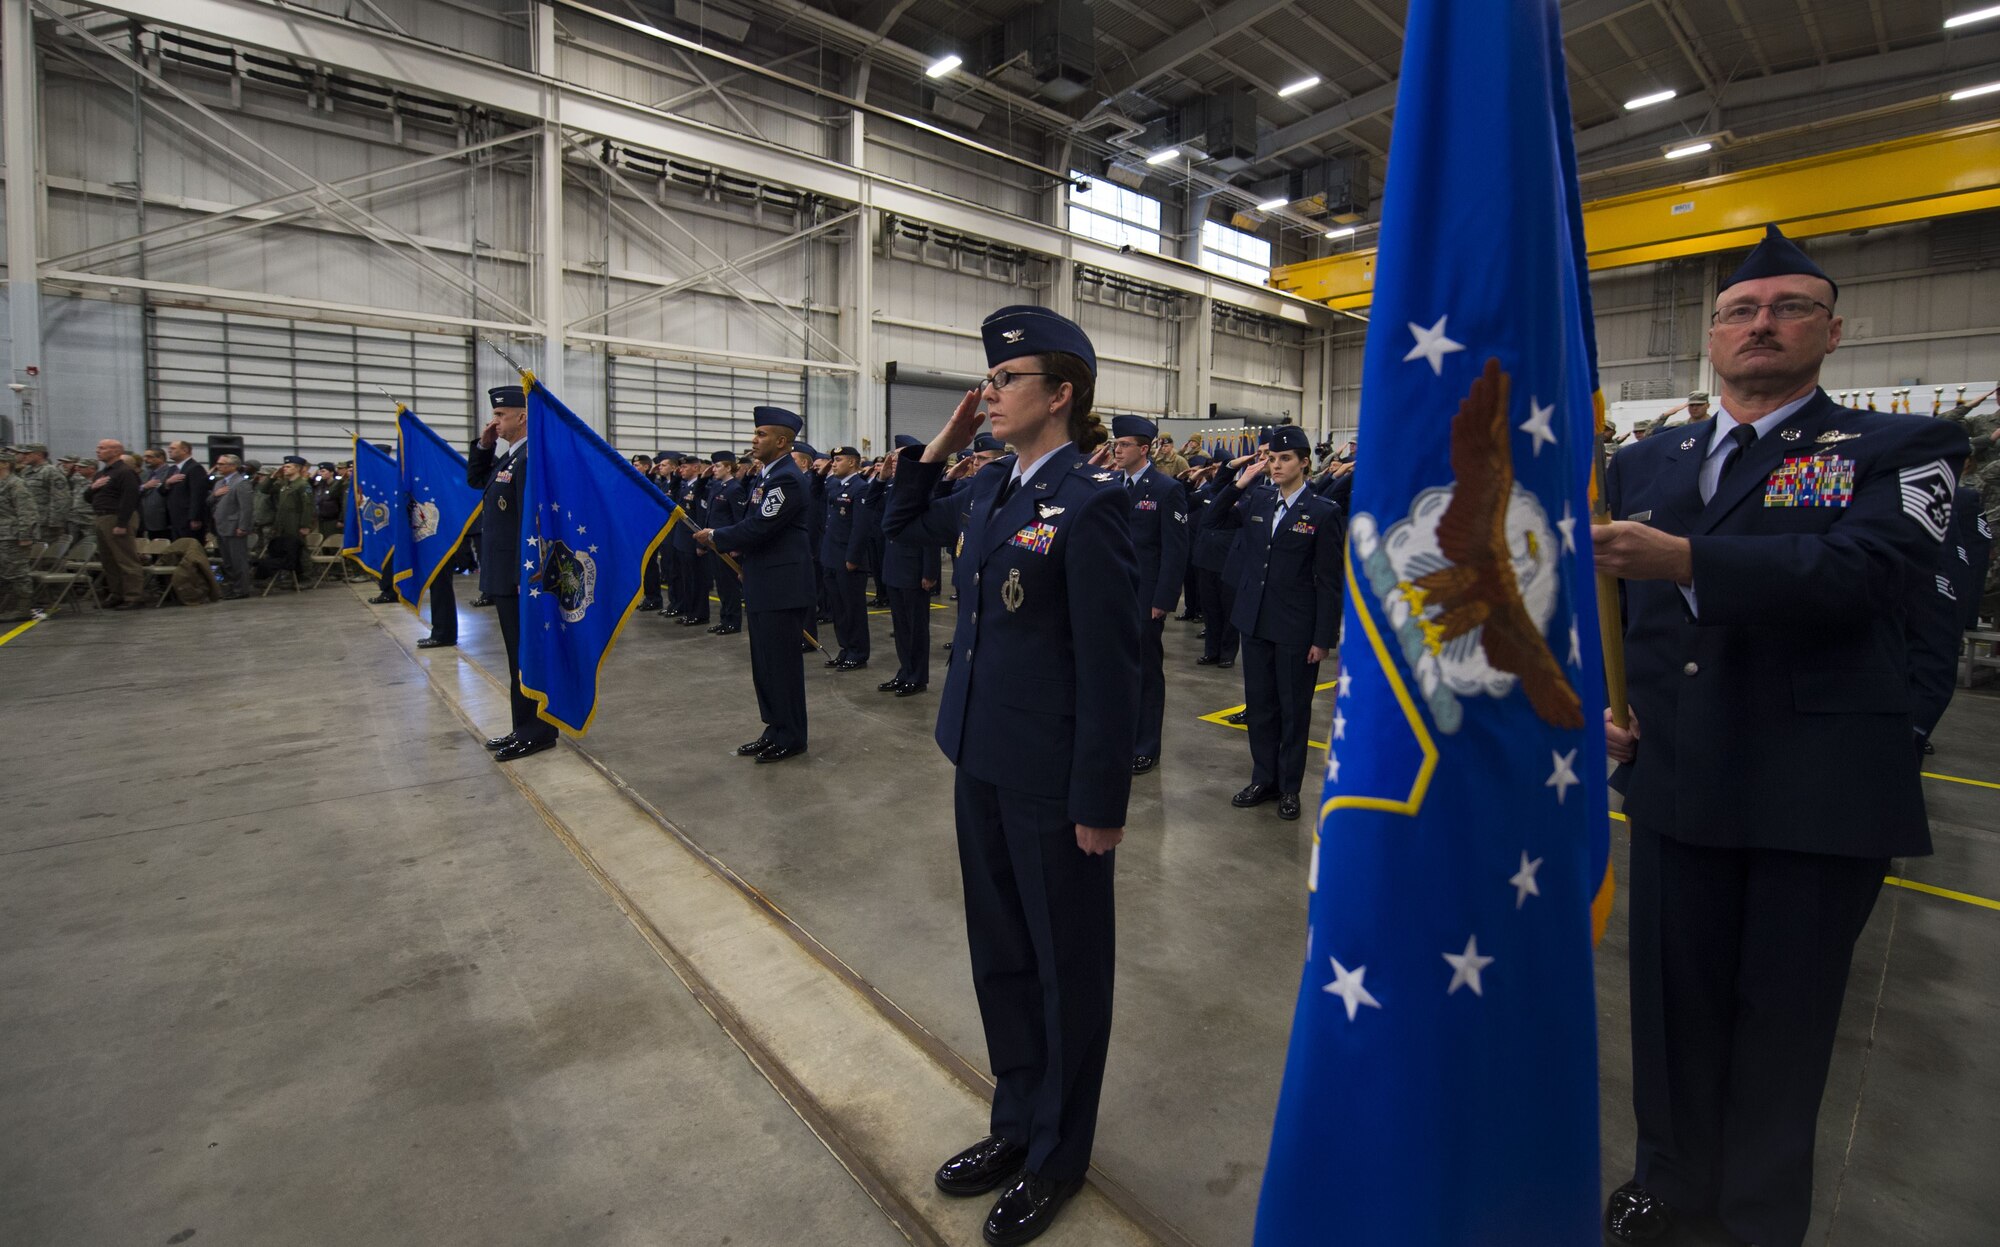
1780,428,1802,442
1679,436,1698,450
1815,430,1861,444
1092,471,1115,482
1037,503,1065,519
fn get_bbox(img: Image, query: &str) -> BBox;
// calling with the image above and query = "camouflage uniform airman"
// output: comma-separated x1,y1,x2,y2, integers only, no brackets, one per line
0,451,41,620
9,444,72,545
63,460,92,543
1938,399,2000,611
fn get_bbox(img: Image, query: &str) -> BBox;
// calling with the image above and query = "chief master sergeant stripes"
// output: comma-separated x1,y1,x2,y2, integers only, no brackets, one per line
466,385,559,763
697,406,815,764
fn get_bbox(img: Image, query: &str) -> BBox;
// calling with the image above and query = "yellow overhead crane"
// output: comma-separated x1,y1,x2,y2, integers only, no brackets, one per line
1269,122,2000,311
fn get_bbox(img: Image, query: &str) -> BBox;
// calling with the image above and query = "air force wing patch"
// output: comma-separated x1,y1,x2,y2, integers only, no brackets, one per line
760,486,786,518
1898,461,1956,542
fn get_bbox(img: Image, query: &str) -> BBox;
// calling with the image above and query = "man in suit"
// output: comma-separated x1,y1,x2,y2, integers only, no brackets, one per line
705,451,748,635
208,454,256,599
1107,415,1189,774
1201,427,1343,821
161,440,210,542
1595,224,1968,1247
819,445,873,670
869,434,942,695
697,408,816,762
467,385,558,762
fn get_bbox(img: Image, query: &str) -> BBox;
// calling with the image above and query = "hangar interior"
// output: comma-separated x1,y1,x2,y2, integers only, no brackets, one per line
3,2,1998,1246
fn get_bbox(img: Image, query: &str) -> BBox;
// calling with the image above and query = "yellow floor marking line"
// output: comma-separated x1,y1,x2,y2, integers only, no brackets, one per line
1195,682,1341,750
1885,876,2000,912
1922,770,2000,792
0,618,41,646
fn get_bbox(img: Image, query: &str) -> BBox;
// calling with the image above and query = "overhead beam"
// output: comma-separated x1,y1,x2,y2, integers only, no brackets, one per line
1110,0,1290,96
1270,123,2000,310
81,0,1326,326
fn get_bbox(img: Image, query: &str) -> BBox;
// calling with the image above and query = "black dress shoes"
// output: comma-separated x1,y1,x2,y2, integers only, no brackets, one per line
934,1135,1027,1197
715,624,741,635
736,737,772,756
1196,628,1208,640
878,677,908,692
638,597,661,612
800,640,816,654
1604,1181,1673,1243
983,1172,1084,1247
825,656,843,668
369,592,397,604
896,684,928,697
1175,612,1198,621
678,616,709,626
834,658,868,671
1278,794,1301,821
1233,782,1277,808
754,743,804,764
1131,755,1158,775
495,736,557,762
416,637,455,649
1195,655,1221,666
484,733,518,751
1224,710,1248,725
472,595,494,608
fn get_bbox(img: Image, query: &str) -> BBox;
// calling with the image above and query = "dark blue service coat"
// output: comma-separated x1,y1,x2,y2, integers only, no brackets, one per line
1205,479,1345,648
709,456,817,613
882,445,1140,829
466,440,524,597
1607,389,1968,859
1122,465,1190,614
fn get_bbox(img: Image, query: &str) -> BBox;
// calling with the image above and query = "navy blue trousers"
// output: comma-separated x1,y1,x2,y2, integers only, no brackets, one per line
1240,635,1318,793
747,606,809,750
1627,824,1886,1247
1135,613,1166,758
427,567,457,642
825,563,869,661
953,771,1115,1182
492,594,556,743
886,585,930,687
1197,567,1238,663
711,553,742,628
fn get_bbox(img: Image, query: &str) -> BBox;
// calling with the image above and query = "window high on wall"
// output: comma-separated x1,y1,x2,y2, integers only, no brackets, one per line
1200,220,1273,286
1069,172,1161,254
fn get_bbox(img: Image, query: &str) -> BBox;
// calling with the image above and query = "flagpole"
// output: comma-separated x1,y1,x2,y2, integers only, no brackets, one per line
1590,395,1629,729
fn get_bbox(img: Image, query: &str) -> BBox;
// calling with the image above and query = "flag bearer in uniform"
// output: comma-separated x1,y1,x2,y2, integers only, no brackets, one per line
467,385,558,762
1596,224,1968,1247
881,305,1139,1247
1200,425,1343,821
697,408,814,763
1106,415,1189,775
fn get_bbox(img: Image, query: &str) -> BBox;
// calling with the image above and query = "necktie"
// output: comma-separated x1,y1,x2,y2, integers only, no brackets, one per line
1716,424,1758,486
1272,497,1289,533
995,474,1018,510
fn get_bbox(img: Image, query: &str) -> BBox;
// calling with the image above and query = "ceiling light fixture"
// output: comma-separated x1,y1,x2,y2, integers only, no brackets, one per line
1277,76,1321,98
925,53,962,78
1145,147,1181,165
1944,5,2000,29
1325,226,1357,239
1665,141,1714,159
1949,80,2000,100
1624,89,1677,110
1256,197,1288,212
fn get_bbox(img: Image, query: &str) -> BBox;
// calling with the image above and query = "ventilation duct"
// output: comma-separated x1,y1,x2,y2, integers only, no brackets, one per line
974,0,1096,105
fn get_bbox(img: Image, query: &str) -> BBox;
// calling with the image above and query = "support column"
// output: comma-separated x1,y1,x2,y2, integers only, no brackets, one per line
5,0,44,442
842,110,874,451
1178,295,1212,422
532,3,565,401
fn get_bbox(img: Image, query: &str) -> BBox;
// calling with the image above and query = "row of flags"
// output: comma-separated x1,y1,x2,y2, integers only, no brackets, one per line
337,4,1616,1240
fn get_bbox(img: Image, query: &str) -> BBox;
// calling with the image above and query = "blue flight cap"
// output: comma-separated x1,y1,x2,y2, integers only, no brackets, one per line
1187,453,1211,467
653,450,672,462
828,445,860,459
710,450,737,464
892,434,922,450
1256,427,1276,446
970,433,1005,454
1268,425,1311,455
753,405,803,433
1110,415,1158,441
488,385,526,409
793,442,819,459
1720,223,1837,299
981,305,1096,375
659,451,683,464
283,455,308,466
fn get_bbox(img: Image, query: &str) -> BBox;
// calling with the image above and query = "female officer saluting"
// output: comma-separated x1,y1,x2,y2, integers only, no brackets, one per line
881,305,1138,1247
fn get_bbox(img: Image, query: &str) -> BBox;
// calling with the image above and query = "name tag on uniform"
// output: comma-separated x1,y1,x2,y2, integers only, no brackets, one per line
1134,498,1158,511
1764,456,1854,507
1008,521,1057,555
1289,519,1317,535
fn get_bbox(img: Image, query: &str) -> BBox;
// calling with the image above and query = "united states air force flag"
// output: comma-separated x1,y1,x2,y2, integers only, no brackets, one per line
1254,2,1610,1244
518,379,677,735
392,408,481,612
343,437,399,580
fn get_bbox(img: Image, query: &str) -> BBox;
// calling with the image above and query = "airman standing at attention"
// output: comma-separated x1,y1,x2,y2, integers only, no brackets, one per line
697,408,815,763
704,451,748,635
819,445,873,670
11,444,70,546
467,385,558,762
1106,414,1189,775
0,450,42,622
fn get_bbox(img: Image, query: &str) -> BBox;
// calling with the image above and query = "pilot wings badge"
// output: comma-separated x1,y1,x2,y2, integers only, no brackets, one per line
1349,357,1583,735
408,499,440,542
532,536,597,624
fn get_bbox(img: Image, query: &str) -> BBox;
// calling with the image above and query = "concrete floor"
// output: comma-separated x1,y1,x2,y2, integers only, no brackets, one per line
3,574,1996,1246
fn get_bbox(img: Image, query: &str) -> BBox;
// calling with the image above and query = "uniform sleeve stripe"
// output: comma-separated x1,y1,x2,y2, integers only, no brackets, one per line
1899,461,1956,542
